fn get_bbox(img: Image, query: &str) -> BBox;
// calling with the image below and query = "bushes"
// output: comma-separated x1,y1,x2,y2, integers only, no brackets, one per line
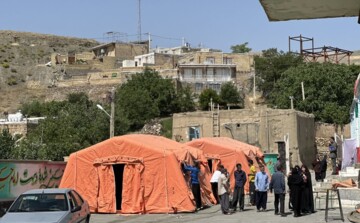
2,63,9,68
6,76,17,85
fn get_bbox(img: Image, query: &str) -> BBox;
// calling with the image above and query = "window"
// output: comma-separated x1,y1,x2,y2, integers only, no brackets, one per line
195,69,202,79
68,192,78,210
71,190,84,206
205,57,215,64
184,69,193,80
195,83,204,93
209,83,221,93
223,57,233,64
189,126,200,141
206,68,214,81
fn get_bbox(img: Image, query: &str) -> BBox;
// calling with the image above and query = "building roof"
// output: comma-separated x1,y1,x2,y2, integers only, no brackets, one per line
259,0,360,21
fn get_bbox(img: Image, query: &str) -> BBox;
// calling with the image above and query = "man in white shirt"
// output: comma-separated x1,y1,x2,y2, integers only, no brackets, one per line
218,168,231,215
210,164,223,204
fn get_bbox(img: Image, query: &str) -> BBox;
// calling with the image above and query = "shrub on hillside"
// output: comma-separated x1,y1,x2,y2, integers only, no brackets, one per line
6,76,17,85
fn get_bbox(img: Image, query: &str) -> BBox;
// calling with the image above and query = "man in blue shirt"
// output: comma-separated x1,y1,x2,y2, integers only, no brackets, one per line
184,161,202,210
255,165,269,212
232,163,247,211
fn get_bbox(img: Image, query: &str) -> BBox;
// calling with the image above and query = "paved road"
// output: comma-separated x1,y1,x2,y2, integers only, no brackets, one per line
90,193,354,223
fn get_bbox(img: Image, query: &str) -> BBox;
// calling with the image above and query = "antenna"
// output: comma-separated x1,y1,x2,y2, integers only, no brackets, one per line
137,0,142,43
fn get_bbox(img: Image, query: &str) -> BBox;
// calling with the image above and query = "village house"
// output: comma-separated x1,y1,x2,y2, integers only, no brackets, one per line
172,107,316,168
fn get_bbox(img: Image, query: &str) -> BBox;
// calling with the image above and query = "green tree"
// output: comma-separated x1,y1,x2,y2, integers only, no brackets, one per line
219,82,243,109
0,129,16,159
116,68,178,131
254,48,303,99
14,93,109,161
199,88,220,110
230,42,252,53
269,62,360,125
174,85,196,112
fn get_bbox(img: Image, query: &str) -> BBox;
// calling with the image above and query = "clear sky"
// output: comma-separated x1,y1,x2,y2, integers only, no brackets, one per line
1,0,359,53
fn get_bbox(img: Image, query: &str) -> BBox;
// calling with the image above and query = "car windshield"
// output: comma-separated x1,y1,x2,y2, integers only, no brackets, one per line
9,193,69,212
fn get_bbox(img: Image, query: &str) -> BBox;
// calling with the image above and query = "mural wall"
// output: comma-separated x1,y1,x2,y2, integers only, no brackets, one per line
0,160,66,200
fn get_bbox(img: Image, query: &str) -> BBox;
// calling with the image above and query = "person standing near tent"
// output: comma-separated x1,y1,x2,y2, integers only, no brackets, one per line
255,165,269,212
183,161,202,211
312,154,322,182
210,164,223,204
218,168,232,215
329,136,338,175
269,164,286,217
248,160,256,206
320,154,328,181
232,163,247,211
287,166,304,217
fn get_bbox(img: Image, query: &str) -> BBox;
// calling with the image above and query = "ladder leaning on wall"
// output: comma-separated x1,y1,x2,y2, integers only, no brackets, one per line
212,103,220,137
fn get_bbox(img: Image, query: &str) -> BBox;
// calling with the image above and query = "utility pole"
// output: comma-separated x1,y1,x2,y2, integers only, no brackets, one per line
289,96,294,109
301,82,305,101
110,87,115,138
137,0,142,43
253,63,256,108
147,32,151,52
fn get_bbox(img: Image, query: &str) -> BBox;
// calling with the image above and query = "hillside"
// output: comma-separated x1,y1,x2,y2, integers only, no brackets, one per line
0,30,99,113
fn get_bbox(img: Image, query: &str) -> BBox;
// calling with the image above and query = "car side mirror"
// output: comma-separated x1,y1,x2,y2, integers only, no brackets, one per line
71,206,81,213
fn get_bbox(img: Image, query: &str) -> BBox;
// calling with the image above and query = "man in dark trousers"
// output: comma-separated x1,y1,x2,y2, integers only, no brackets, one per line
248,160,256,206
329,137,338,175
183,161,202,211
270,165,286,217
210,164,224,204
232,163,247,211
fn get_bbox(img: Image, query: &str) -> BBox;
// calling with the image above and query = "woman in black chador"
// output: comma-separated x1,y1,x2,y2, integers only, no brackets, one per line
300,165,315,214
288,165,304,217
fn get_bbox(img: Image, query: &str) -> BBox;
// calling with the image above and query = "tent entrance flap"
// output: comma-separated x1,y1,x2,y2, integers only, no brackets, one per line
113,164,125,210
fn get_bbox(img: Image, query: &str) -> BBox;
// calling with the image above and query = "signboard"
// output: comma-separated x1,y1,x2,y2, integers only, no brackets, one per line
0,160,66,200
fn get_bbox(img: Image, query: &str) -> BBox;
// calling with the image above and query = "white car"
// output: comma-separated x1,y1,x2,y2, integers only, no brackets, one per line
0,188,90,223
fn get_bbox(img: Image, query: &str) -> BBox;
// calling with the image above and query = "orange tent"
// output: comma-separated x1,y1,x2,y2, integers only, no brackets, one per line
59,134,196,214
185,137,252,193
164,142,217,206
215,137,268,172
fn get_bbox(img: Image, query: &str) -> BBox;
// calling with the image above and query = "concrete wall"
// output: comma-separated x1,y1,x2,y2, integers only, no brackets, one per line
173,108,315,167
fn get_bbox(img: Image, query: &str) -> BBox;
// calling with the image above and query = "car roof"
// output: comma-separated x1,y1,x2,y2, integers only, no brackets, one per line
22,188,72,195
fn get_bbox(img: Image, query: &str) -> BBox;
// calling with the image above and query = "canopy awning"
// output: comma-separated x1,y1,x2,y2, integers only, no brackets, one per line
259,0,360,21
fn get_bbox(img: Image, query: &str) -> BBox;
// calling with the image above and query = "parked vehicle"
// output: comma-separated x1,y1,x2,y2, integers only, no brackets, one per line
0,188,90,223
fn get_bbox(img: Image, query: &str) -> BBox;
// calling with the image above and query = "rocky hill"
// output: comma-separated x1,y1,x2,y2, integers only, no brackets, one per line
0,30,99,113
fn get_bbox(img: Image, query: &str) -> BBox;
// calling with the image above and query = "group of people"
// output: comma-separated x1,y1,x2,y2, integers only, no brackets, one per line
183,159,317,218
209,161,271,215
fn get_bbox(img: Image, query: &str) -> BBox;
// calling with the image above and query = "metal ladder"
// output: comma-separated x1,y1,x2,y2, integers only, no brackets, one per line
212,104,220,137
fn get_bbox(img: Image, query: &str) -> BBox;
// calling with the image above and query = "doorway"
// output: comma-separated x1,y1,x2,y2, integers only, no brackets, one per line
208,159,213,172
113,164,125,210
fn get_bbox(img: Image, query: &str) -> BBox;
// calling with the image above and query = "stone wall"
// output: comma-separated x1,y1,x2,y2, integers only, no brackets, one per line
115,43,149,62
315,122,350,138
